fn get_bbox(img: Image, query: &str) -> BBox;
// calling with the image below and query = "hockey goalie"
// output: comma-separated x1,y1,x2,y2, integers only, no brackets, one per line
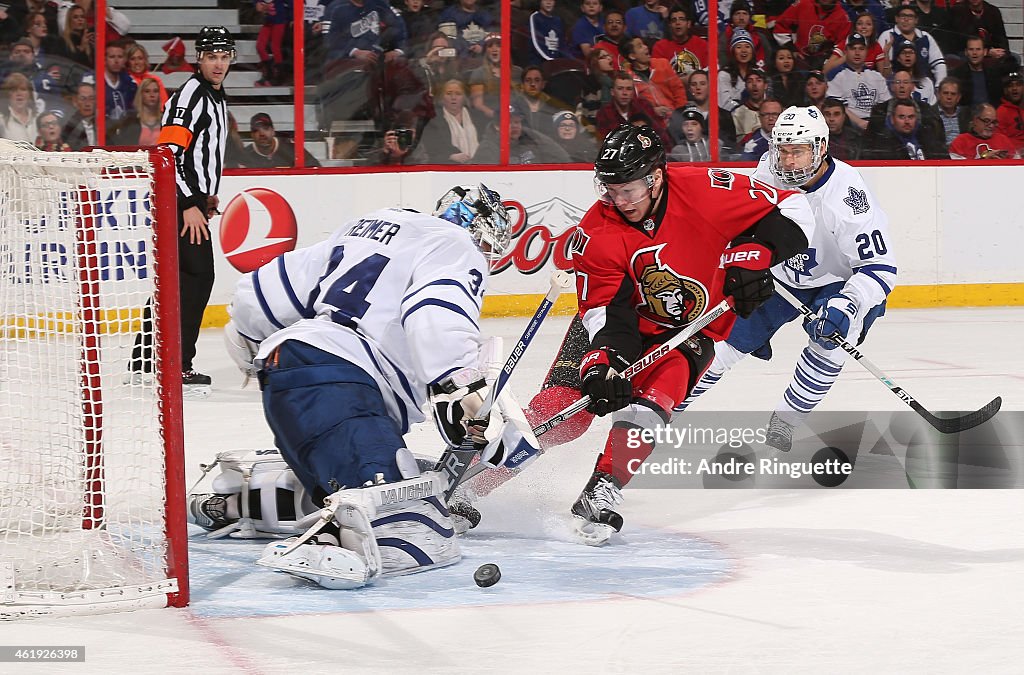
189,185,521,589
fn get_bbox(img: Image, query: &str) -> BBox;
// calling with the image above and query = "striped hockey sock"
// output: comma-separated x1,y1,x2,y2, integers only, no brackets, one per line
779,346,844,419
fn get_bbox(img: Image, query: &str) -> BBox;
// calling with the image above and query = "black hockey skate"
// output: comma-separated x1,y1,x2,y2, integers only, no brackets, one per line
765,412,796,453
571,471,623,546
187,493,234,530
183,369,212,399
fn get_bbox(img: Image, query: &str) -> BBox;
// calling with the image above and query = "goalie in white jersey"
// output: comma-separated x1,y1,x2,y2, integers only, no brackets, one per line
675,106,898,451
195,185,513,589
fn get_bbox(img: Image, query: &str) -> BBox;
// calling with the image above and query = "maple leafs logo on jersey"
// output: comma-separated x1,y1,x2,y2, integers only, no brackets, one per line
843,187,870,215
630,244,708,327
784,247,819,282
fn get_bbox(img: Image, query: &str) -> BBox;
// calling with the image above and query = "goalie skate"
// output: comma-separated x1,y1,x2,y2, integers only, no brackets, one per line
571,471,624,546
448,483,481,534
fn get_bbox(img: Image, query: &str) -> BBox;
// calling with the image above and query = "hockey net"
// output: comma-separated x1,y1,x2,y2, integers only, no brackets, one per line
0,140,188,619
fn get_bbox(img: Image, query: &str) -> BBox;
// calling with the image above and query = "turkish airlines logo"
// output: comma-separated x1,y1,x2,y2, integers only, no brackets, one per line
219,188,298,273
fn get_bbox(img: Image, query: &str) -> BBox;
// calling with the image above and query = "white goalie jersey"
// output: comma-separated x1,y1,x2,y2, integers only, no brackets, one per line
753,155,898,312
230,207,489,433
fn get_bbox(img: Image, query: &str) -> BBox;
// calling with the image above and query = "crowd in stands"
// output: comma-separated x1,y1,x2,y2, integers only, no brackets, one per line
2,0,1023,165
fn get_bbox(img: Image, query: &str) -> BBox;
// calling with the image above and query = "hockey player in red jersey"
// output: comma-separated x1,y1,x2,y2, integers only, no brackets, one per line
568,124,815,544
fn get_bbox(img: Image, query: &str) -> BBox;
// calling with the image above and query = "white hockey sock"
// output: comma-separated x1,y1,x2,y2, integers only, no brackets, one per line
776,345,844,424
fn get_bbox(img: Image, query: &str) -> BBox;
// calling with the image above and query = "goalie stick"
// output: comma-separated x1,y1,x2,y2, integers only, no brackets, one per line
774,284,1001,434
435,270,573,500
458,296,736,486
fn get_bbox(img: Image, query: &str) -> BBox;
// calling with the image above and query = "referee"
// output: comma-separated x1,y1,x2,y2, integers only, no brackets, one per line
146,26,235,396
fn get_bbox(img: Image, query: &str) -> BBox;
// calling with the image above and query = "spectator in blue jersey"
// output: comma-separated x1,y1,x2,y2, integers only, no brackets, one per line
625,0,667,40
737,97,782,160
877,4,946,85
437,0,494,58
324,0,408,67
102,40,137,124
570,0,603,59
527,0,568,64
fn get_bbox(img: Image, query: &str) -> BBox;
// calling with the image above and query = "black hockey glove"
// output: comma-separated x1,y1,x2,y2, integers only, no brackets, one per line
429,370,489,448
579,348,633,417
722,238,774,319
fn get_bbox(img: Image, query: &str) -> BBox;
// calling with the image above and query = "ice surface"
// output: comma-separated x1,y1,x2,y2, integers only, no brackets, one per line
4,308,1024,673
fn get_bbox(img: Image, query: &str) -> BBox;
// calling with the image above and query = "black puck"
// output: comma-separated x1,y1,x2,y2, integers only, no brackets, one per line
474,563,501,587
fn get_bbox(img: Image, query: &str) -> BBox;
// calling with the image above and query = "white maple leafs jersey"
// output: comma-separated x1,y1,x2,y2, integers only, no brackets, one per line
753,155,898,313
230,208,488,433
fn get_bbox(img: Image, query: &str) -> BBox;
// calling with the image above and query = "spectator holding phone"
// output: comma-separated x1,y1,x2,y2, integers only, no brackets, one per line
55,4,93,68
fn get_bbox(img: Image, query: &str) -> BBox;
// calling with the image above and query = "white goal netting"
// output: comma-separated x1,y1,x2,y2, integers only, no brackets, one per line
0,141,185,618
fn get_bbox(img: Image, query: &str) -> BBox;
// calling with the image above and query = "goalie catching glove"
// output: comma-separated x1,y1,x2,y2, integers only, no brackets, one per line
805,294,857,350
579,348,633,416
430,368,491,447
224,319,260,384
721,238,774,319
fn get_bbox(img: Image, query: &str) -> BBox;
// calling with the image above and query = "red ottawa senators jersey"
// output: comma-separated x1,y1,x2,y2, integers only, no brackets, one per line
571,165,803,356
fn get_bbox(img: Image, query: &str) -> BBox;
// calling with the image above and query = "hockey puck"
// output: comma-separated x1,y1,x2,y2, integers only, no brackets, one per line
474,563,501,587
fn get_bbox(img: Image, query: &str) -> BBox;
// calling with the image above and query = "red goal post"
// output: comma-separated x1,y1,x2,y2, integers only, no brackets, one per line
0,141,188,619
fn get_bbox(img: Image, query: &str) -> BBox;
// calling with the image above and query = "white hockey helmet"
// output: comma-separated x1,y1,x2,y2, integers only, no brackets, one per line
433,184,512,258
769,105,830,187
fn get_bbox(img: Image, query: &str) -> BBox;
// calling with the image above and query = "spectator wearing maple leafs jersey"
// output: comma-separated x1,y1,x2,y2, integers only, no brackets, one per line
528,0,568,64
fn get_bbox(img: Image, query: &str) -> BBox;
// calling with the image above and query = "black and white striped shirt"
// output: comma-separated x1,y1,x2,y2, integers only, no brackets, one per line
158,74,228,212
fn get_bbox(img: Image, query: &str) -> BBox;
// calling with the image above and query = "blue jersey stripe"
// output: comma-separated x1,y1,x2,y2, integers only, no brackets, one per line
357,340,410,433
854,264,897,296
403,279,480,310
275,256,312,319
252,269,287,330
400,299,479,330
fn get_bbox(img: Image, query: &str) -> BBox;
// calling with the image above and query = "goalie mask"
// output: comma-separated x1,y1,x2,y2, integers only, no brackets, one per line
769,105,829,187
434,183,512,258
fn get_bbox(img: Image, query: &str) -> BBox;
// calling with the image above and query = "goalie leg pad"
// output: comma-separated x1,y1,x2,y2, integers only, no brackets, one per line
257,473,458,587
372,496,461,576
258,494,382,589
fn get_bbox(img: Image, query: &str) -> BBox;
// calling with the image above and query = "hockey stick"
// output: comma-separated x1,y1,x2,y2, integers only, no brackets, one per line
435,270,573,500
774,284,1001,434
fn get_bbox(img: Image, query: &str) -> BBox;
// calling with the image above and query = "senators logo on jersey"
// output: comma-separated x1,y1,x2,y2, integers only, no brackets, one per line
631,245,708,327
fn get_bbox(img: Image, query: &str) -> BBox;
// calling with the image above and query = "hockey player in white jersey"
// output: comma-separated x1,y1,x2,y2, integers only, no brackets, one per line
674,106,898,451
195,185,513,589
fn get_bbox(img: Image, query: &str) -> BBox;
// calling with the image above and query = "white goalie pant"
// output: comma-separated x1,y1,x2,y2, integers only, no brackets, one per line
257,468,460,590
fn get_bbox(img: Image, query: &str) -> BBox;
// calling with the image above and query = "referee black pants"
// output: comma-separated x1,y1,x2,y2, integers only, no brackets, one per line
178,209,215,373
130,206,215,375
